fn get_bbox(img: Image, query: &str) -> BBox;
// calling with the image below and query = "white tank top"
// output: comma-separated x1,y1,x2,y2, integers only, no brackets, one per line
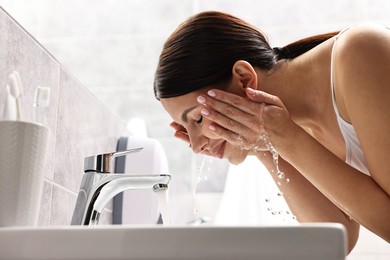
330,30,370,176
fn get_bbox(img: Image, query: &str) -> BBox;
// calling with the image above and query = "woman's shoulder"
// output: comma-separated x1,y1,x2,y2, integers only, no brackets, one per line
333,23,390,86
332,23,390,121
335,23,390,58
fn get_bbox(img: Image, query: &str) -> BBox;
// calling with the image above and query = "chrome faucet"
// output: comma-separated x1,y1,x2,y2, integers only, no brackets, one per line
71,148,171,225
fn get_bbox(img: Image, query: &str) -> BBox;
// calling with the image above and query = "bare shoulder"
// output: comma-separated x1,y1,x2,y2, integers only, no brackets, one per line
334,23,390,75
333,23,390,104
336,23,390,54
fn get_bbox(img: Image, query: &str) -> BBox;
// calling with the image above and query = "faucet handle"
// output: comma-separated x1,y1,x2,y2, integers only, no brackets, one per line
84,148,143,173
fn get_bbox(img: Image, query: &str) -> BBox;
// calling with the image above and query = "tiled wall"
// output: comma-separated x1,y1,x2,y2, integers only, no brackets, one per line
0,0,389,258
0,6,128,226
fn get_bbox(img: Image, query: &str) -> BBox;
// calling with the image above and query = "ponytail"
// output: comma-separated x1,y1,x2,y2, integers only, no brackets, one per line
273,32,339,60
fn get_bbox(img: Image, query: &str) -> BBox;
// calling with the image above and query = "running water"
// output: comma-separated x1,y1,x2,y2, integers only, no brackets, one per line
192,155,213,216
156,189,171,225
193,155,208,196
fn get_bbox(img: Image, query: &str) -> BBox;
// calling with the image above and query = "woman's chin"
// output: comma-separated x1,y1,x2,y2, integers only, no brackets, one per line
226,150,248,165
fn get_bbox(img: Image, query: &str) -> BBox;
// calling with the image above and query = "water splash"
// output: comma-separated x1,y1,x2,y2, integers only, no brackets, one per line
258,133,296,222
260,133,287,183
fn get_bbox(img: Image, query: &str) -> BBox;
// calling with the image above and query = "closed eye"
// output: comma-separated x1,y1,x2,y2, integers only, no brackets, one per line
196,115,203,124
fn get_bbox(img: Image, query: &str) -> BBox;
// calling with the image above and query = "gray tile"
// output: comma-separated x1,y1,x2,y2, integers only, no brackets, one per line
0,7,60,181
50,185,77,226
38,180,52,226
54,68,128,193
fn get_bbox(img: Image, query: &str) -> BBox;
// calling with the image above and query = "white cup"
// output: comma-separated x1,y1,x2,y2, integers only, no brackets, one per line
0,121,49,226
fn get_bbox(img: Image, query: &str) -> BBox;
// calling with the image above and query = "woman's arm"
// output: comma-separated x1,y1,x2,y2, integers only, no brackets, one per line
255,150,360,252
331,24,390,239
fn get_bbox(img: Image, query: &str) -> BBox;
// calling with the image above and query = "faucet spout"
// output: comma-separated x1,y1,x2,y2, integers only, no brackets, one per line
71,173,171,225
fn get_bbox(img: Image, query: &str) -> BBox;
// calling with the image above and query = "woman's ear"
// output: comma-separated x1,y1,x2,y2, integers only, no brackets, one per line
232,60,258,90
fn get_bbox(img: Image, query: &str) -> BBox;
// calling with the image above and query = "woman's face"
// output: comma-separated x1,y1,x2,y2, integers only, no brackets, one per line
160,87,250,165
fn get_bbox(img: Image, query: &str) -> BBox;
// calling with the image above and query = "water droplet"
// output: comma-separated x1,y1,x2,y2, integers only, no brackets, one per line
267,207,273,211
194,208,198,214
285,178,290,183
271,211,278,215
265,198,271,202
277,192,283,196
260,132,288,185
277,181,282,186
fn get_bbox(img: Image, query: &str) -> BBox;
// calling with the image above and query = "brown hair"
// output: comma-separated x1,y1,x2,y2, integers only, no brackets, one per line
274,32,339,60
154,11,338,99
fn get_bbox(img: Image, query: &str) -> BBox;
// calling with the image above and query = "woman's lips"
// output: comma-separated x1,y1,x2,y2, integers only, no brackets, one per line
215,141,226,159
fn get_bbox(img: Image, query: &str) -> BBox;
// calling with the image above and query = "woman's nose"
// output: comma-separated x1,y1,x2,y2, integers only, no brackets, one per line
190,135,209,154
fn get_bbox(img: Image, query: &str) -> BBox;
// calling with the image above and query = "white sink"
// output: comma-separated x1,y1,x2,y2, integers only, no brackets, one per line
0,223,346,260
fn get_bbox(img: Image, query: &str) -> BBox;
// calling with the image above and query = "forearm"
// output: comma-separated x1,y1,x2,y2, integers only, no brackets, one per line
255,151,359,251
277,125,390,243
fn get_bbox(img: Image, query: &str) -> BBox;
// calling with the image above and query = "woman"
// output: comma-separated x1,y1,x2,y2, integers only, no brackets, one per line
154,11,390,252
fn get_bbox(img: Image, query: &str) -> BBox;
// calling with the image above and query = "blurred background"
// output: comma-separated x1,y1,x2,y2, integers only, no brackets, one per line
0,1,389,258
2,0,389,182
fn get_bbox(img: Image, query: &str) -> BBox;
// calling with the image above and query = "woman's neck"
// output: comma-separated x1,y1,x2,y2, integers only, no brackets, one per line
261,40,333,129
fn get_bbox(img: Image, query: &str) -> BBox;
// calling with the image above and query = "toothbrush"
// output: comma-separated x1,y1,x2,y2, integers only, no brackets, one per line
2,84,17,120
33,86,50,124
8,71,23,121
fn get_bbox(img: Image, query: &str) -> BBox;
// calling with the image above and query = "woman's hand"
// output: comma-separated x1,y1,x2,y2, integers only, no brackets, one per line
197,88,295,153
170,121,190,145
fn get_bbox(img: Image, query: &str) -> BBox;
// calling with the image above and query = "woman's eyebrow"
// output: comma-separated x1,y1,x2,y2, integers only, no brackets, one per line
181,105,197,123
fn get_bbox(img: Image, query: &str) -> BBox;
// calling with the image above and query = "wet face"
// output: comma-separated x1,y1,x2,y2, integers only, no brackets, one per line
160,87,250,165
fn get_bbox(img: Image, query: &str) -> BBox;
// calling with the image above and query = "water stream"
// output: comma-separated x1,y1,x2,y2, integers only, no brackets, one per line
156,189,171,225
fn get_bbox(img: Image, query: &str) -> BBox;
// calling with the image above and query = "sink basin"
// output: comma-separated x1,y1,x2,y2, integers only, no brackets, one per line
0,223,346,260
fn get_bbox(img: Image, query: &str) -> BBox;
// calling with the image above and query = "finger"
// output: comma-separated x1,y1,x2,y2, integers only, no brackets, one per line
170,122,190,144
174,129,189,140
170,121,187,132
200,106,251,139
207,123,250,147
205,89,260,116
245,88,283,107
170,121,179,128
198,95,264,131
